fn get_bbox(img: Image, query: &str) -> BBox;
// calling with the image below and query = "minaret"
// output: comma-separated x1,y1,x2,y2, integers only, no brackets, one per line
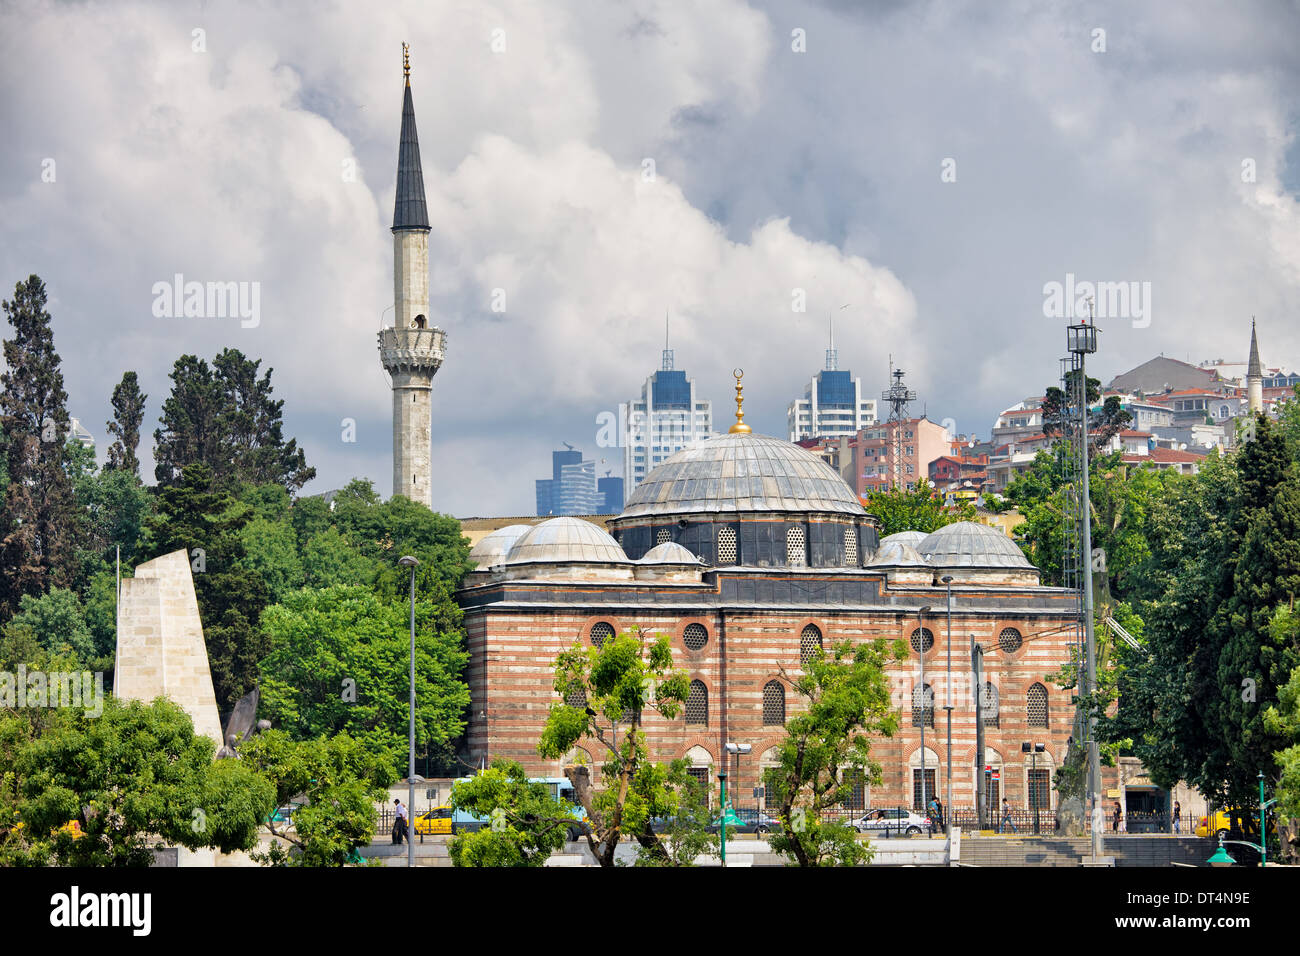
379,44,444,507
1247,318,1263,415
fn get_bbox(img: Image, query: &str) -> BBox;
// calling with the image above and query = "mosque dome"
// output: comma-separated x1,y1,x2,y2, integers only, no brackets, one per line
916,521,1033,569
868,539,930,567
468,524,533,569
619,433,865,519
504,516,629,565
639,541,703,565
880,530,928,548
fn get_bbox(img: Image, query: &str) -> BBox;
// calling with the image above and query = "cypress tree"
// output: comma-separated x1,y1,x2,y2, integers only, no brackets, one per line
105,370,147,477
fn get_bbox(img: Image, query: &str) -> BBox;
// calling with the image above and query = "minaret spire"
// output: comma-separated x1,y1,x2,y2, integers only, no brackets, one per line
393,44,430,232
1247,317,1264,414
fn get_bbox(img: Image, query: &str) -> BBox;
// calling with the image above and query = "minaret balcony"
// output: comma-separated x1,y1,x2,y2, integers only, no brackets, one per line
378,325,446,373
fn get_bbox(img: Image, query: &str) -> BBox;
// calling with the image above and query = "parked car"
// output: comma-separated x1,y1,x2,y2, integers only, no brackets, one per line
1195,808,1259,839
850,808,929,835
709,807,783,834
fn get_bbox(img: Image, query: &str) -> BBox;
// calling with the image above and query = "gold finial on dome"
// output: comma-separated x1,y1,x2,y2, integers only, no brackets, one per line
728,367,751,434
403,43,410,84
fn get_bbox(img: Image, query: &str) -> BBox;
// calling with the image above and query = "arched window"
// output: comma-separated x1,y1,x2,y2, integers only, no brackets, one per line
844,525,858,566
911,683,934,728
762,681,785,725
717,526,737,564
564,681,586,709
683,623,708,651
590,621,615,648
998,627,1023,653
800,624,823,665
413,314,427,329
787,525,807,567
685,680,708,725
910,627,934,654
1027,683,1048,728
980,682,999,727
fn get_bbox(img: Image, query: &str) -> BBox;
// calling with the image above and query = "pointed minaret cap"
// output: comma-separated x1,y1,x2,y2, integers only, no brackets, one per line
1248,318,1263,379
392,43,431,232
728,368,752,434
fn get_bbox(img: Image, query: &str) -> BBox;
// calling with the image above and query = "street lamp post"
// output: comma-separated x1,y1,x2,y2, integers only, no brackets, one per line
917,606,932,831
941,576,954,840
1023,742,1046,835
718,769,728,868
399,555,419,868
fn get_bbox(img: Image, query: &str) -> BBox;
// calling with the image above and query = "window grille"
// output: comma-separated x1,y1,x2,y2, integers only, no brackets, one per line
786,525,806,567
657,528,671,545
998,627,1023,653
910,627,934,654
762,681,785,725
686,766,709,789
1027,683,1048,727
911,684,934,728
1028,769,1051,810
590,621,615,648
912,769,936,809
843,770,867,811
683,623,708,651
844,525,858,565
685,680,708,725
564,682,586,709
800,624,823,665
717,526,737,564
980,682,1000,727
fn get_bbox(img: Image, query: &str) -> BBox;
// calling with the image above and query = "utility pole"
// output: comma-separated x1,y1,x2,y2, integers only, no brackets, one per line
972,638,985,830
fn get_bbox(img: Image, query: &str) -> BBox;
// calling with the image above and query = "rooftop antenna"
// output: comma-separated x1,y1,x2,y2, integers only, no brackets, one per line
561,441,575,452
662,309,674,371
881,356,917,491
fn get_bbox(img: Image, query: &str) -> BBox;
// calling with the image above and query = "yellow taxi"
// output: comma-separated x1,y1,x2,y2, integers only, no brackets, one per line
1196,809,1255,838
412,806,454,835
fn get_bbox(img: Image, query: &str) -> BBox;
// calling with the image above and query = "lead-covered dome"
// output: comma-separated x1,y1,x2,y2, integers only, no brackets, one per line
468,524,533,569
917,521,1033,569
619,433,865,519
639,541,702,565
505,517,628,565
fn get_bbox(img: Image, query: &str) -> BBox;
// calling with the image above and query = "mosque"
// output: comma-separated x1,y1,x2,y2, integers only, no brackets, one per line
382,50,1080,816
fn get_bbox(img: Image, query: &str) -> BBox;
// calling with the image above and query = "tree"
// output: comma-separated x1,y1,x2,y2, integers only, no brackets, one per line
237,729,396,866
764,639,901,866
0,697,273,866
105,371,146,476
0,275,79,618
1040,371,1132,456
257,585,470,776
153,350,315,493
3,588,95,664
448,760,575,867
1264,607,1300,863
334,480,473,592
536,626,695,867
65,436,153,589
146,463,269,708
864,478,975,538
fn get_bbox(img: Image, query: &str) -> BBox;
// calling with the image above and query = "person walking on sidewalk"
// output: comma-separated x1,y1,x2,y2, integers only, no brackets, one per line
1000,798,1017,833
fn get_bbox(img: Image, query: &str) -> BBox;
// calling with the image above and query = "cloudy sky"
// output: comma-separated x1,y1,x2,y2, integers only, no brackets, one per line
2,0,1298,516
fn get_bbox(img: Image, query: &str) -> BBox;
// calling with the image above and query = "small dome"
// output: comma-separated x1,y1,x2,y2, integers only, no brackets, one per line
868,539,930,567
505,517,628,565
620,432,865,519
639,542,702,565
468,524,532,569
917,521,1033,569
880,530,928,548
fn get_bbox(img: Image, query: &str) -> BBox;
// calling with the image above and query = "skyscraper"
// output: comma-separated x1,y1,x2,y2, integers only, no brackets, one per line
620,343,713,503
787,323,877,441
377,45,445,507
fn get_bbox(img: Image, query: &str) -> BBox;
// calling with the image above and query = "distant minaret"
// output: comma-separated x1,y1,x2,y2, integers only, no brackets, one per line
378,44,444,507
1247,318,1263,414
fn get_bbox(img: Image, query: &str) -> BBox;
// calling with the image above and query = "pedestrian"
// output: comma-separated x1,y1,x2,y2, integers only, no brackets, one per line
1172,800,1181,834
1000,797,1016,833
394,798,409,845
1112,800,1122,833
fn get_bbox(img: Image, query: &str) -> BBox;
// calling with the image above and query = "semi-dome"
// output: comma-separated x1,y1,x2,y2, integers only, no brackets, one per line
505,517,628,565
880,530,928,548
639,541,702,565
468,524,533,569
917,521,1032,569
619,432,865,519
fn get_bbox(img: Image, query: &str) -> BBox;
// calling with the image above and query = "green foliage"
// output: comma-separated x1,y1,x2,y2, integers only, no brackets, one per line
0,274,79,619
3,588,94,664
301,526,381,589
237,515,304,603
238,729,396,866
334,481,473,592
257,585,469,776
146,462,269,708
105,370,147,477
536,626,705,866
0,697,273,866
448,760,573,867
864,478,975,537
1264,608,1300,823
764,639,901,866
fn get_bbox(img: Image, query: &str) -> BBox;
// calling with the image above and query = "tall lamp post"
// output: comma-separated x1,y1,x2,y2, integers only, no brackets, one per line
399,555,420,868
916,606,932,828
1022,741,1045,834
941,576,954,839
